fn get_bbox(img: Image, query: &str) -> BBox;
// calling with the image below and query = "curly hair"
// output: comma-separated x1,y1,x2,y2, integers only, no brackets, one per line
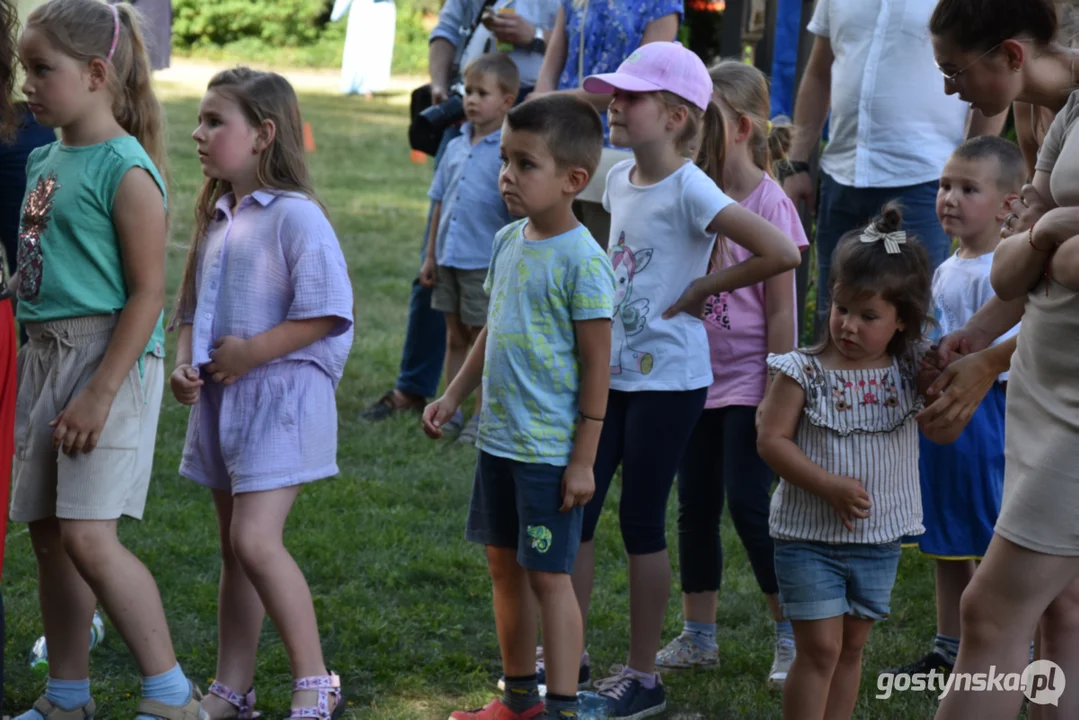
0,0,20,142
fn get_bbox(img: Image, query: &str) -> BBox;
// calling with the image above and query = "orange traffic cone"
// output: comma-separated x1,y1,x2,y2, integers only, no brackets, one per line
410,149,427,164
303,122,316,152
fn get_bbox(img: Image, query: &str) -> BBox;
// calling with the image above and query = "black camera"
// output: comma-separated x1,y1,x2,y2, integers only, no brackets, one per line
409,82,466,158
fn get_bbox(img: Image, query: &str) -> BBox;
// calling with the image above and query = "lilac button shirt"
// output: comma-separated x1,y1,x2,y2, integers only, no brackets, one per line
184,190,354,385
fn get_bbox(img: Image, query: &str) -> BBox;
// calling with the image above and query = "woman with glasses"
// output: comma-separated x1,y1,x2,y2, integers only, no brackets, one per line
925,1,1079,717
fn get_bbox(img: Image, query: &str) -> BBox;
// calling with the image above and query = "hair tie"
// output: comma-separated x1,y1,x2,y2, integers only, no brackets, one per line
106,3,120,62
860,225,907,254
766,120,773,133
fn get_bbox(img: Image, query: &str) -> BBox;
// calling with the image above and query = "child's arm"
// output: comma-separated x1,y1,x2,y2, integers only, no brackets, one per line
206,317,342,386
170,323,203,405
757,373,871,532
51,169,165,455
420,202,441,288
664,204,801,319
423,326,488,438
560,318,611,511
761,270,797,397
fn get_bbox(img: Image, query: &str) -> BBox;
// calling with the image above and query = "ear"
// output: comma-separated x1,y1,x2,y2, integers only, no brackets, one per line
997,191,1020,222
502,92,516,113
254,118,277,153
998,38,1027,71
666,103,688,132
737,114,754,144
563,165,591,196
87,57,109,91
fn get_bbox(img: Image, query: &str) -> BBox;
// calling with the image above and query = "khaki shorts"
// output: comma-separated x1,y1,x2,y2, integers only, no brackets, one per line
431,266,490,327
10,315,164,523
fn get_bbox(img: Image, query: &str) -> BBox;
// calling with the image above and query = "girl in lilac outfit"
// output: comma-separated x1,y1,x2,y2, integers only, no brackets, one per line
170,68,354,720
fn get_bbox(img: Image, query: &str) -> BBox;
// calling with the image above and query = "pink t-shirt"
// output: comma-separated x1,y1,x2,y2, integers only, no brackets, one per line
703,174,810,409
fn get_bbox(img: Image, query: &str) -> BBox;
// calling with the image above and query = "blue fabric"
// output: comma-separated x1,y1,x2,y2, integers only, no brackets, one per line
466,451,585,574
136,663,190,720
916,383,1006,559
478,221,615,465
557,0,684,146
774,539,902,621
684,620,717,651
13,677,91,719
429,124,514,270
813,172,952,334
775,620,794,637
769,0,802,119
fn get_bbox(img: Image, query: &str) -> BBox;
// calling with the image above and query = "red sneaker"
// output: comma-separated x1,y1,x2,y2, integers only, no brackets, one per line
449,698,545,720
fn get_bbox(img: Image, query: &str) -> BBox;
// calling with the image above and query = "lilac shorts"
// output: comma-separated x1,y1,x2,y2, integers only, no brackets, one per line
180,361,340,494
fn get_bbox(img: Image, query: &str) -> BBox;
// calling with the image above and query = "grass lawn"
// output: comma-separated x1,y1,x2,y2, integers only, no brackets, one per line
1,79,948,719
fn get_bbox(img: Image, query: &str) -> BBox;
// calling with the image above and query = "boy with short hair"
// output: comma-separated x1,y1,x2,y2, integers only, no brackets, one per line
885,135,1025,678
421,52,520,444
423,94,615,720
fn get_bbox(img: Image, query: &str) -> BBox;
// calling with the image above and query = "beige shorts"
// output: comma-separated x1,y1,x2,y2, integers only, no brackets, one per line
10,315,164,523
431,266,490,327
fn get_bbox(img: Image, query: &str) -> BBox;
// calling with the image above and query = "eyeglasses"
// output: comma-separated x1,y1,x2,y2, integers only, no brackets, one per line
936,41,1004,84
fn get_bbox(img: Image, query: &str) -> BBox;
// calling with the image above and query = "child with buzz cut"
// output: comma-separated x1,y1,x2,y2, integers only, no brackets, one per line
423,93,615,720
884,135,1025,680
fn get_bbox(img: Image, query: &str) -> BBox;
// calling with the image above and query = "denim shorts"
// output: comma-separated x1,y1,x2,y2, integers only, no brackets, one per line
773,540,902,621
466,451,583,574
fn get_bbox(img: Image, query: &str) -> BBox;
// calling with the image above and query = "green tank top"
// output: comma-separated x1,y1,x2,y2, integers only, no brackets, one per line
16,136,167,358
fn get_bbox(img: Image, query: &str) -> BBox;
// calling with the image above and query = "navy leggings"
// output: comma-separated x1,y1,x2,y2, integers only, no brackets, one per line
582,388,707,556
677,405,778,595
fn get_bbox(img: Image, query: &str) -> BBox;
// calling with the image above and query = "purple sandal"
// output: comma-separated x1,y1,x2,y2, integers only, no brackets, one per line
207,682,260,719
288,673,344,719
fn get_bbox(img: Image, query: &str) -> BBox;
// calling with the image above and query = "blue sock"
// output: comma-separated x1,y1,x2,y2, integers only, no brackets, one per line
14,677,92,719
683,620,718,652
136,664,191,720
933,634,959,665
776,620,795,645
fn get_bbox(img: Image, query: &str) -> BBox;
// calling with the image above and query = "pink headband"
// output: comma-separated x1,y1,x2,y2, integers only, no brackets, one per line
106,3,120,62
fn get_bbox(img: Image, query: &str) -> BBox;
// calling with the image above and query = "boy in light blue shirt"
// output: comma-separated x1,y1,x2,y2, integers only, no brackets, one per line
421,52,518,444
423,94,614,720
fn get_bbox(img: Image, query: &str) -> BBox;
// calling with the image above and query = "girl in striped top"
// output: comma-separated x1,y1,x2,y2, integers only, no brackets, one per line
757,203,964,720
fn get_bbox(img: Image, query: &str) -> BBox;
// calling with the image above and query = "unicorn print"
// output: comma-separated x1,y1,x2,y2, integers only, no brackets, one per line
610,232,654,375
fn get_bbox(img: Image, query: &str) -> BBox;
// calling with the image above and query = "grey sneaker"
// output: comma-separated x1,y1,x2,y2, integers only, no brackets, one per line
440,412,465,439
768,637,796,689
655,633,718,669
457,415,480,445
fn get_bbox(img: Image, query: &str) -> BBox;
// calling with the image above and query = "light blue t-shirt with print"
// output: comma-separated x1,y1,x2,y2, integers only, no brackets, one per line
478,220,615,466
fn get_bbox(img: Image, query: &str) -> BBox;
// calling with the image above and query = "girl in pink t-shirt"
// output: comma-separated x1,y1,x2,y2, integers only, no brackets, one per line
656,61,809,684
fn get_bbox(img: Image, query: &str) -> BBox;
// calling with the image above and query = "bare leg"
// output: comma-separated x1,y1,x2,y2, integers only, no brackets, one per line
682,591,717,625
934,536,1079,720
444,313,470,393
1030,578,1079,720
626,550,671,675
468,325,484,414
936,560,975,641
58,519,176,676
823,616,875,720
201,491,267,719
571,539,596,641
488,546,538,678
767,593,784,622
529,570,581,698
229,487,329,712
28,518,97,681
783,617,843,720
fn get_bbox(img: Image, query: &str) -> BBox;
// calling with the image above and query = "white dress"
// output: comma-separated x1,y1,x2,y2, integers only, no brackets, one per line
332,0,396,95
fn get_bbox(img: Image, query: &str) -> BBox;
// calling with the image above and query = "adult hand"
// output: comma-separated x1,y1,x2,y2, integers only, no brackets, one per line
916,349,998,436
484,12,536,46
431,84,450,106
1001,183,1049,239
782,171,815,214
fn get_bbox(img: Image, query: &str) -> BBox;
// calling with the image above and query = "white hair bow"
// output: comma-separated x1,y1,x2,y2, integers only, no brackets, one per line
860,226,907,254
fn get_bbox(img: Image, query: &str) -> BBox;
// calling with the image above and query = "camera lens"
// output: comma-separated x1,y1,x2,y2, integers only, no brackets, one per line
417,94,466,136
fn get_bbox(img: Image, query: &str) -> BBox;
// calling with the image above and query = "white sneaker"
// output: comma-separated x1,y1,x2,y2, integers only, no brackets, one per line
768,637,796,689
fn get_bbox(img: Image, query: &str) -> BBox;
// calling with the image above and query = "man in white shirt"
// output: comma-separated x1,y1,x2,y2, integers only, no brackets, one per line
783,0,1006,332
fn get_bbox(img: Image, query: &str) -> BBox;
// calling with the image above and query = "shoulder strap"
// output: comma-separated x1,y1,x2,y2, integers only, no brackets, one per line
455,0,500,75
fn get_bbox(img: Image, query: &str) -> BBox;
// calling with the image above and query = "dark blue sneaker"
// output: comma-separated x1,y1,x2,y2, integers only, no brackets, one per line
594,667,666,720
497,648,591,692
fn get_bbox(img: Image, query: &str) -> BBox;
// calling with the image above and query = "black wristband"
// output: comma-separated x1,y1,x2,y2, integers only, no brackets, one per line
787,160,811,175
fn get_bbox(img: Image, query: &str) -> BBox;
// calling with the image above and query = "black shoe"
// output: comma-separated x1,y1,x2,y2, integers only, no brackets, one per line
880,651,954,678
360,390,424,422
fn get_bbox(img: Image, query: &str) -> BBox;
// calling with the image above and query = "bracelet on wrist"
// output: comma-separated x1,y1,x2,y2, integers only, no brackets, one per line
577,411,604,423
1028,226,1052,253
787,160,810,175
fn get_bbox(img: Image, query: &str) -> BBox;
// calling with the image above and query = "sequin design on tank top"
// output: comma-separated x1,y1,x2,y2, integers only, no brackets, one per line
17,172,61,301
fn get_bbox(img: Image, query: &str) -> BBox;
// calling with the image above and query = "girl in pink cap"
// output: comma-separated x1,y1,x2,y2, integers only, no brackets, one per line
569,41,801,719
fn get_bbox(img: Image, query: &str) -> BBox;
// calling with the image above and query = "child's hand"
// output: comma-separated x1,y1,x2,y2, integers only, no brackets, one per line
560,461,595,512
663,279,707,320
419,258,437,288
170,364,203,405
50,383,114,455
422,396,461,439
206,336,257,385
822,473,871,532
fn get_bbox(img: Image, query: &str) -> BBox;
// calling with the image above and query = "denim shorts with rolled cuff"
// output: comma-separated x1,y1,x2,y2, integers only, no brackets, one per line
773,539,902,621
466,451,582,574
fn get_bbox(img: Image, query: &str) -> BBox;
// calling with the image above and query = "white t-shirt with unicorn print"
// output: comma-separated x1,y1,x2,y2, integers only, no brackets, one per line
603,159,735,392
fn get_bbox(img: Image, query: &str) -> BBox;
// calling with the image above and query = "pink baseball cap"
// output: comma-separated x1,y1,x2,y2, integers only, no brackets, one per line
583,42,712,111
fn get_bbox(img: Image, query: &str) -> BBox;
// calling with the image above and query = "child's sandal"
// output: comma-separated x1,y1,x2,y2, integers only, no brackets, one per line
206,682,261,719
136,682,210,720
288,673,344,719
28,697,96,719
